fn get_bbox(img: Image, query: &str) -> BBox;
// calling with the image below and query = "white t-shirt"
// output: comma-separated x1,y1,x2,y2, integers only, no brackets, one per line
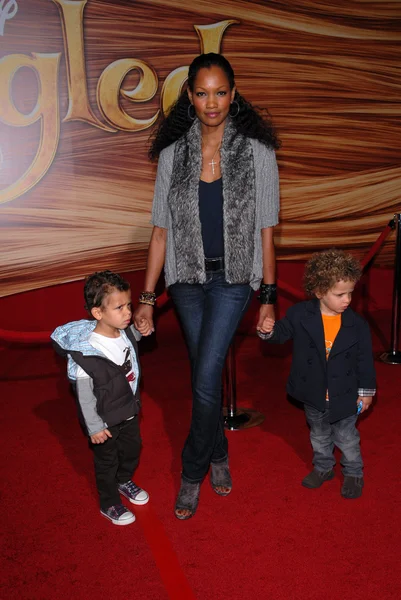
76,331,138,394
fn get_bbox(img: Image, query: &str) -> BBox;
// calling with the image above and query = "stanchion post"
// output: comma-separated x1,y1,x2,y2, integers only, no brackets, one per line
222,339,265,430
380,213,401,365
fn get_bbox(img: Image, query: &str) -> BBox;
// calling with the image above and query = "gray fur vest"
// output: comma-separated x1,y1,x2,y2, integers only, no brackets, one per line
167,118,256,284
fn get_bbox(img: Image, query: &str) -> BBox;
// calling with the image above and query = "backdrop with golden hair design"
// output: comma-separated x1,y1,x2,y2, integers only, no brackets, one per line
0,0,400,297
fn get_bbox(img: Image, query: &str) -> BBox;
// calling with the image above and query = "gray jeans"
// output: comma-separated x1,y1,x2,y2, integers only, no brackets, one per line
304,403,363,477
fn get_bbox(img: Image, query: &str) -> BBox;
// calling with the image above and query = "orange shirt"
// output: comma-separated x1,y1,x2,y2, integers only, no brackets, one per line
322,313,341,360
322,314,341,400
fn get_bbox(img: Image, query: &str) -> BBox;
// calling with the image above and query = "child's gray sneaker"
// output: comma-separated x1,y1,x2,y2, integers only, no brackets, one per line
118,480,149,505
100,503,135,525
302,469,335,488
341,476,364,499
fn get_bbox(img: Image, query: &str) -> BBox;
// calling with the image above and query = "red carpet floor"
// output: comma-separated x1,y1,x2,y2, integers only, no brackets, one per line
1,308,400,600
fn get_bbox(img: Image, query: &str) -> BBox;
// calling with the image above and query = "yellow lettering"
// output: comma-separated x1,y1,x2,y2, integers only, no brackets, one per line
0,53,61,205
97,59,159,131
161,20,239,115
0,17,239,205
51,0,115,131
194,21,239,54
161,66,189,117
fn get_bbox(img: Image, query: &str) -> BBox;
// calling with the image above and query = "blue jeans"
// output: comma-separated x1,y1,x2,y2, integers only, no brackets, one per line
304,403,363,477
169,272,253,482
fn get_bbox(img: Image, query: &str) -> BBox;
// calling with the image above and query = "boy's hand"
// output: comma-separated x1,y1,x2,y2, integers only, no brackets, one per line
259,317,275,334
91,428,112,444
357,396,373,414
256,304,275,333
257,310,276,335
133,304,155,336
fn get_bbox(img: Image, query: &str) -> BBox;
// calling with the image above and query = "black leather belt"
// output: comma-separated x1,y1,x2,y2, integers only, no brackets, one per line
205,257,225,272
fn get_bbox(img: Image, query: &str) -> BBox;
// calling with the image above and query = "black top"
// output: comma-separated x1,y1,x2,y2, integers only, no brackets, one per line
198,178,224,258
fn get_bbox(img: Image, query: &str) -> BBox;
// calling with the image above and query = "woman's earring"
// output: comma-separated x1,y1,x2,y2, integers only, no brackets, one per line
229,100,240,118
188,104,196,121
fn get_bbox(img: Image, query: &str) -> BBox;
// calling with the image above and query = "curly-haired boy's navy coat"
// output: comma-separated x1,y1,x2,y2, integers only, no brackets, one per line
266,298,376,423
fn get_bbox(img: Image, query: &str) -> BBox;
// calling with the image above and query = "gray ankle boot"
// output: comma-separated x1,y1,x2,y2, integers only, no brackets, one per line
210,460,232,496
174,479,201,520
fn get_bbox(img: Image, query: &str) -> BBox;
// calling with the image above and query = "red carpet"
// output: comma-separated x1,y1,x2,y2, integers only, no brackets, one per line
1,304,400,599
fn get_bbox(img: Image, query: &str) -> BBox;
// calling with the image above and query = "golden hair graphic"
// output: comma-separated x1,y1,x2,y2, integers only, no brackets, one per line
0,0,400,296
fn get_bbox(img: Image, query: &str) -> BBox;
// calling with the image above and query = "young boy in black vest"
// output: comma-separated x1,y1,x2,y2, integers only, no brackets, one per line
51,270,149,524
258,249,376,499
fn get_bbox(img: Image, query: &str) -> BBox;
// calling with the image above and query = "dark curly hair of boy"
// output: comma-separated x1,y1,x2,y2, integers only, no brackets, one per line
84,270,130,313
148,52,281,161
303,249,362,297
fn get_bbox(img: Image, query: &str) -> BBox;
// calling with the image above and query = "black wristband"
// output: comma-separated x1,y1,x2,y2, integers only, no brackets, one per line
258,283,277,305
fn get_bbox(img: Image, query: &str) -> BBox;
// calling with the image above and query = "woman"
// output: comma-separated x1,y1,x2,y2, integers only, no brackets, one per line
133,53,280,519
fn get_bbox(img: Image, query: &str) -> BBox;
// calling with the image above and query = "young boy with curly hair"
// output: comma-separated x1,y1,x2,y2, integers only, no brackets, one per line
51,270,149,525
258,249,376,498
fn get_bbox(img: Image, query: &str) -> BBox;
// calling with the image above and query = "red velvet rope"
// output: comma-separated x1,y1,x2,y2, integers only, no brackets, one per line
0,218,395,344
361,222,393,269
155,289,170,309
0,329,53,344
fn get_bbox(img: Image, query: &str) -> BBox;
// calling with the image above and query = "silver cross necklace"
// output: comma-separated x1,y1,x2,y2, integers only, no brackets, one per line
208,143,221,176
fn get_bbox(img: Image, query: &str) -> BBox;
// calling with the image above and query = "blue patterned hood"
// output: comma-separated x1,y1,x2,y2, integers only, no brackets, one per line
51,319,141,381
51,319,103,379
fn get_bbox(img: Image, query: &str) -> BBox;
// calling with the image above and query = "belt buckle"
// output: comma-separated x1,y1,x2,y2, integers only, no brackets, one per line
205,257,224,272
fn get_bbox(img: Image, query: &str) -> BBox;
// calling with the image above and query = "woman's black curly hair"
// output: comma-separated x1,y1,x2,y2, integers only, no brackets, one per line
148,53,281,161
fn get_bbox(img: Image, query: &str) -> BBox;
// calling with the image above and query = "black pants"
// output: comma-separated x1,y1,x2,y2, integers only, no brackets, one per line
91,417,141,510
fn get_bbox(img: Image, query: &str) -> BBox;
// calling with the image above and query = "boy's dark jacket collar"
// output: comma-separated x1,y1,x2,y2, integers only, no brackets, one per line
304,297,355,325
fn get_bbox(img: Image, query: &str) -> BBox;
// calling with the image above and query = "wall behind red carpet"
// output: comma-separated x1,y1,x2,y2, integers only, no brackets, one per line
0,0,400,299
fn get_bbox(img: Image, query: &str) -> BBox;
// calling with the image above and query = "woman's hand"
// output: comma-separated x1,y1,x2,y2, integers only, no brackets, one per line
256,304,275,334
133,304,155,336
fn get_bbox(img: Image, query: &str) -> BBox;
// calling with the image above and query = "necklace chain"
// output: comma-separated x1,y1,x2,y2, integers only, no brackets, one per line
203,143,221,176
